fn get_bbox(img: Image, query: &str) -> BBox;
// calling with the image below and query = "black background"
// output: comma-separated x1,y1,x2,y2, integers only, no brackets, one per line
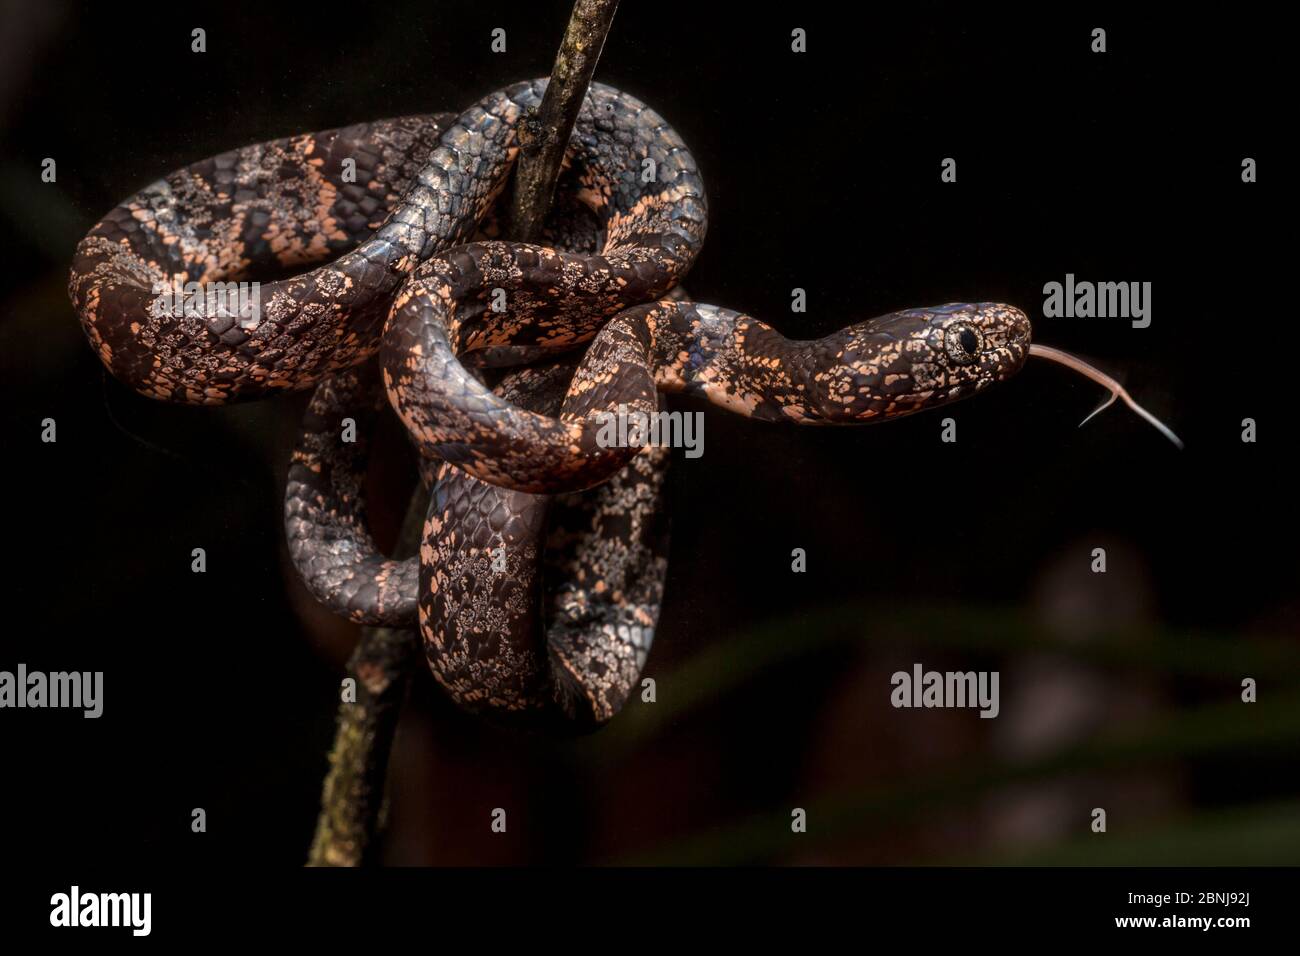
0,0,1293,874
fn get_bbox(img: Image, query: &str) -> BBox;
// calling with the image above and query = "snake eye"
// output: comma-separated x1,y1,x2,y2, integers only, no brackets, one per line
945,323,983,365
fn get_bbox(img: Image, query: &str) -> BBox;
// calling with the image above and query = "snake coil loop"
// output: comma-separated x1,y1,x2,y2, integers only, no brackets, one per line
69,79,1030,729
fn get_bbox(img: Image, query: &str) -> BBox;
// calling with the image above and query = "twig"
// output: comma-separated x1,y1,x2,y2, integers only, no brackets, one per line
307,0,623,865
306,495,425,867
508,0,621,241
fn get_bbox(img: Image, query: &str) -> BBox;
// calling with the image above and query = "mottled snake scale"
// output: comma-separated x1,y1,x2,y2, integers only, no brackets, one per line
69,79,1031,730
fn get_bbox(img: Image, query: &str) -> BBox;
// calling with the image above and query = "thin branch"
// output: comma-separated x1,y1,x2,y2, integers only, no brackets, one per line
508,0,621,241
307,0,623,866
307,495,425,867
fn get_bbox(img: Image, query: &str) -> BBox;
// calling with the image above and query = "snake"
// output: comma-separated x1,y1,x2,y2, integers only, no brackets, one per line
69,78,1032,730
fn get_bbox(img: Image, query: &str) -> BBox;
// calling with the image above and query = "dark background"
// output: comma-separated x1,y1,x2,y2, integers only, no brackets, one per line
0,1,1293,866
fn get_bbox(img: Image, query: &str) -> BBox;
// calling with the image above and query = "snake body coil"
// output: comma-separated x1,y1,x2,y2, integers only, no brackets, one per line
70,80,1030,729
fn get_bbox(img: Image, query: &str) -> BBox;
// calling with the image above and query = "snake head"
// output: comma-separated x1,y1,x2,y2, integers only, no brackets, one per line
820,302,1031,421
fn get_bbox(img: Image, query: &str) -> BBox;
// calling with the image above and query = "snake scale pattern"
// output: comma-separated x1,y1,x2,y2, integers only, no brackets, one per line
69,78,1031,730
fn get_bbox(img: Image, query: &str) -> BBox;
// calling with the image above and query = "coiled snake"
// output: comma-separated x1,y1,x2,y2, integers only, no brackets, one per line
70,79,1036,730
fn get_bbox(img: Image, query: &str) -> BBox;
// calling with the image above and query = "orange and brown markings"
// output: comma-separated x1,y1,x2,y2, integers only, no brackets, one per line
596,300,1034,427
416,365,670,727
74,78,1033,733
69,104,472,403
381,85,707,496
285,364,420,626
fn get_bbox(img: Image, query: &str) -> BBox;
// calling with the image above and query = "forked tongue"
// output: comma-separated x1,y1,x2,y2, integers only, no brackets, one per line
1028,344,1183,449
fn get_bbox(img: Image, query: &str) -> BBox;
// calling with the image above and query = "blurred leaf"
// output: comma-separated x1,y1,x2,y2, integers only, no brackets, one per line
597,602,1298,753
616,691,1300,864
963,800,1300,866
